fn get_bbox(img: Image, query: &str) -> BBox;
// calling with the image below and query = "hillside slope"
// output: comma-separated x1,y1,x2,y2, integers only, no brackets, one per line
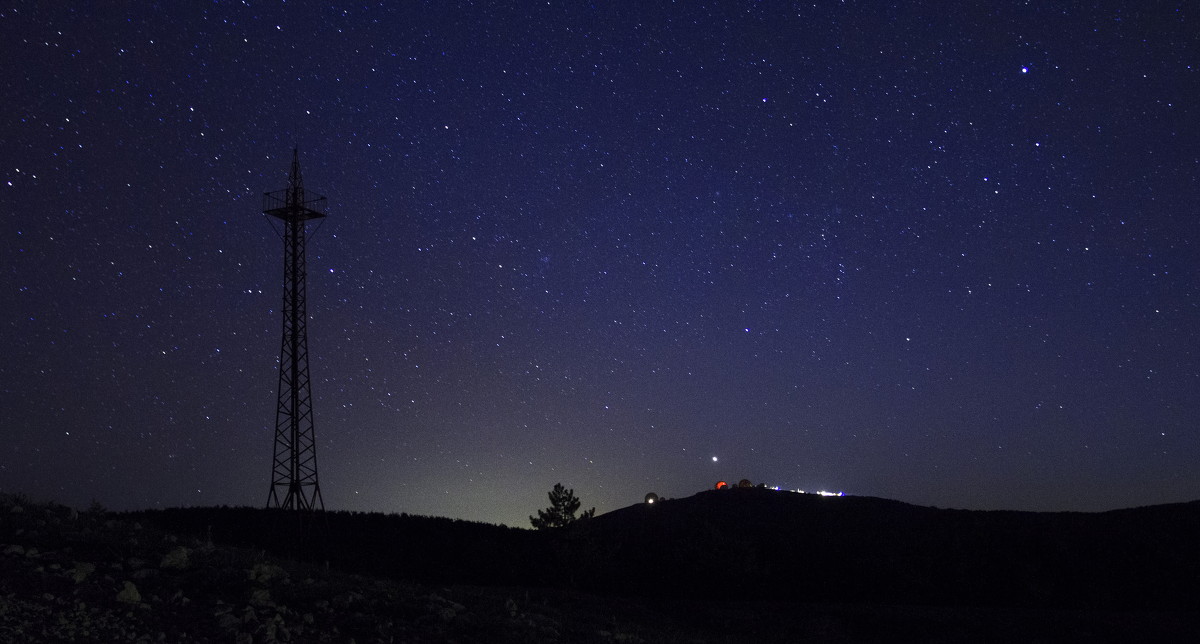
572,488,1200,608
6,491,1200,642
132,488,1200,609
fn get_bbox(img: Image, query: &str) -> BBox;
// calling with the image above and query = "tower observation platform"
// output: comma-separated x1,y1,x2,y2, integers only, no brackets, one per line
263,149,326,512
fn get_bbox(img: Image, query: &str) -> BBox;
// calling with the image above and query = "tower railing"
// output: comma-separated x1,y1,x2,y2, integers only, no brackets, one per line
263,149,326,512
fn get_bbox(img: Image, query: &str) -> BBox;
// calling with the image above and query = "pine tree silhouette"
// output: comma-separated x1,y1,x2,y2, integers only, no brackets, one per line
530,483,595,529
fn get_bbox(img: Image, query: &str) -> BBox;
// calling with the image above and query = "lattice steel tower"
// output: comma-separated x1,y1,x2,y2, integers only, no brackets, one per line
263,149,326,511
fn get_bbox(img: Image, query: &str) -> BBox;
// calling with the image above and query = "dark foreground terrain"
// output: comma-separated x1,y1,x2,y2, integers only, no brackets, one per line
3,489,1199,642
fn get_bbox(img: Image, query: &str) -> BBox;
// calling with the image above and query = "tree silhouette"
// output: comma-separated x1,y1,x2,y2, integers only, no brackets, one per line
530,483,595,529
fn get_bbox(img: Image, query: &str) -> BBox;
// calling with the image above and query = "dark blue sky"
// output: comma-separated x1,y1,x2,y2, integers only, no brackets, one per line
2,1,1196,526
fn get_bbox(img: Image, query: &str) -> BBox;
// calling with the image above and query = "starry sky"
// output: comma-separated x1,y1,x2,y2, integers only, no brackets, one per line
2,1,1197,527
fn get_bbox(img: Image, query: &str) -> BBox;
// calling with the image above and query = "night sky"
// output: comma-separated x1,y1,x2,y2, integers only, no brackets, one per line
2,2,1197,527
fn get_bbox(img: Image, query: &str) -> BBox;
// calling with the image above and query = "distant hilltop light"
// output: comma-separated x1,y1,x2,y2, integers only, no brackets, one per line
711,480,846,497
798,490,845,497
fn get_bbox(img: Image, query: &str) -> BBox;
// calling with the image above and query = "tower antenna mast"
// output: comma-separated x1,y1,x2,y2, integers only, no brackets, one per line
263,149,326,511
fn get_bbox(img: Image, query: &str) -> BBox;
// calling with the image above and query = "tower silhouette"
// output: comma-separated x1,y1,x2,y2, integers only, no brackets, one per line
263,149,326,511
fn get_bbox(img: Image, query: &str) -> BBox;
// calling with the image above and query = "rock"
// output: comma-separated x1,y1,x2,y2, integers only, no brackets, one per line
116,581,141,604
71,562,95,583
428,593,465,612
217,612,240,630
3,544,25,556
160,546,190,569
249,588,272,607
248,562,287,584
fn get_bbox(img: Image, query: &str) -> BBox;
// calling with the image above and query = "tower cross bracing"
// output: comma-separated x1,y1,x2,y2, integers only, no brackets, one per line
263,149,326,511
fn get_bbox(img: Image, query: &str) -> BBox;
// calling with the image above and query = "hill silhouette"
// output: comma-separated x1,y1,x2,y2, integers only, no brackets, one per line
8,490,1200,641
130,487,1200,611
570,488,1200,609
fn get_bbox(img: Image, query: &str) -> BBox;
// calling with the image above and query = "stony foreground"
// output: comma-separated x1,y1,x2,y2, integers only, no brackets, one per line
0,495,643,643
5,493,1199,643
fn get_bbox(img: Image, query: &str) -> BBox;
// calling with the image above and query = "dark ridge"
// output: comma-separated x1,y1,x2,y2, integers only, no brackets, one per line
127,489,1200,610
571,489,1200,609
125,506,551,588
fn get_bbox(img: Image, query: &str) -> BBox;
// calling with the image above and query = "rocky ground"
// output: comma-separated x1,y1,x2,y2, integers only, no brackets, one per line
5,493,1198,643
0,494,663,643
